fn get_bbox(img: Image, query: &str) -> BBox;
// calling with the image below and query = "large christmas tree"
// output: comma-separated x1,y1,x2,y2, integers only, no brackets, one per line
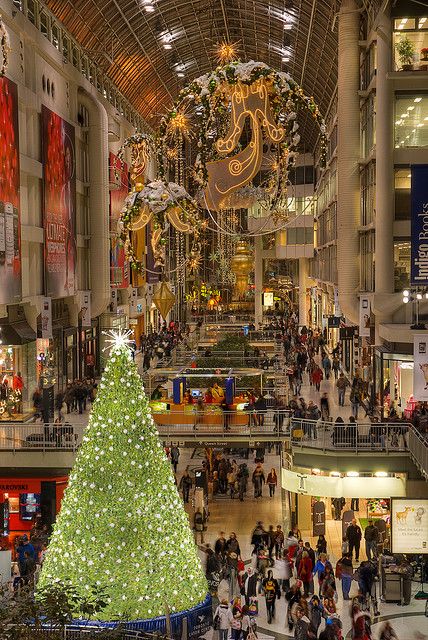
38,331,207,620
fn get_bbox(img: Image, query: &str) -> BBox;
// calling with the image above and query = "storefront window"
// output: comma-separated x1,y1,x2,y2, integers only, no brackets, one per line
360,161,376,226
360,231,375,292
394,241,411,292
381,353,414,418
393,17,428,71
394,93,428,147
0,342,37,419
394,168,411,220
361,94,376,157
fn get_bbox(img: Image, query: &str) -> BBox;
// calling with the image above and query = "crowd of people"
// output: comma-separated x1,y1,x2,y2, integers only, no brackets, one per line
140,321,190,370
205,521,389,640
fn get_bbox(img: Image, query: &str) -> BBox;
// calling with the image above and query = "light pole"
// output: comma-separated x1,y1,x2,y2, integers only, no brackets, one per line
402,288,428,330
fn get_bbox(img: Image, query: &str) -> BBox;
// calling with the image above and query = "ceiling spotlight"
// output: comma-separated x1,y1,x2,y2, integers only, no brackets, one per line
144,4,155,11
284,23,293,30
403,296,409,303
346,471,359,477
177,72,185,77
417,293,423,300
282,56,290,62
407,106,415,111
330,471,341,477
163,43,172,49
374,471,388,477
414,97,422,102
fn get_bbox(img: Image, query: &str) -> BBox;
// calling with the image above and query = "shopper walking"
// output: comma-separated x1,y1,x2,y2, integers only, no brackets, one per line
213,600,233,640
336,372,349,407
262,569,280,624
364,520,379,561
266,468,277,497
346,518,362,562
170,445,180,474
178,470,192,503
336,551,353,600
252,463,265,498
297,550,313,597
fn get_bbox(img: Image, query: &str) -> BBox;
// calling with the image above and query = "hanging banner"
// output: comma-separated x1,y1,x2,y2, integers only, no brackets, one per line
312,501,326,537
109,152,129,289
80,291,91,328
391,498,428,554
0,77,21,303
42,106,76,298
411,164,428,286
413,335,428,401
359,296,371,338
41,297,52,339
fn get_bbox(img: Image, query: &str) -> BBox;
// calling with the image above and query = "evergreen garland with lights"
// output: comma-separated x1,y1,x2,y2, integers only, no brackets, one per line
37,332,207,621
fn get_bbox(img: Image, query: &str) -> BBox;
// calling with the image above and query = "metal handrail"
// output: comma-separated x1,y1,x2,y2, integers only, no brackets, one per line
0,417,425,473
408,426,428,479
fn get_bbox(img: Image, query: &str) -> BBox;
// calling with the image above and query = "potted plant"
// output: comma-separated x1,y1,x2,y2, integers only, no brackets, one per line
395,36,415,71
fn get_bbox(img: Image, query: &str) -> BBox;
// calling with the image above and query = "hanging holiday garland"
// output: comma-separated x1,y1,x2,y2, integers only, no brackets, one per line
0,15,10,78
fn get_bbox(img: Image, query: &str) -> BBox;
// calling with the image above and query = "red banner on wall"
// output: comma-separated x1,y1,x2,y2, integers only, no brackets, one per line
0,77,21,303
41,106,76,298
109,152,129,289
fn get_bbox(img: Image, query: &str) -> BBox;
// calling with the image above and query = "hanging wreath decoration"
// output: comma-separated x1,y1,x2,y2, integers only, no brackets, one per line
157,60,327,218
0,15,10,78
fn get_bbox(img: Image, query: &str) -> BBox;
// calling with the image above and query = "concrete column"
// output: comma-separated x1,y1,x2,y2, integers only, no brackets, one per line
337,0,360,325
254,235,263,326
299,257,309,326
374,8,395,326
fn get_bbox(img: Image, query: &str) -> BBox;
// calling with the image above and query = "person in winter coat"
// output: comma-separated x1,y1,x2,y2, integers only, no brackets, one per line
271,524,284,558
346,518,362,561
244,566,258,602
311,366,323,391
214,600,233,640
274,549,292,592
316,534,327,555
178,470,192,503
308,595,324,637
285,582,302,631
237,463,249,501
266,468,278,497
364,520,379,561
320,565,336,598
262,570,281,624
297,550,314,596
294,607,311,640
312,553,332,595
252,463,265,498
352,603,372,640
336,551,353,600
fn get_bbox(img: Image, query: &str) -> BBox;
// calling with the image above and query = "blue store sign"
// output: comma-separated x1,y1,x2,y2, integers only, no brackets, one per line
411,164,428,285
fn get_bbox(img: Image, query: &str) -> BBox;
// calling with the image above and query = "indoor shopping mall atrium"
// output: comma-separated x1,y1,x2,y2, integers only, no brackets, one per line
0,0,427,638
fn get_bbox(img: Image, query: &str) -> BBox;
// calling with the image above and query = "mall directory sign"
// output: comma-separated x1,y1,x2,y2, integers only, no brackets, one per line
391,498,428,554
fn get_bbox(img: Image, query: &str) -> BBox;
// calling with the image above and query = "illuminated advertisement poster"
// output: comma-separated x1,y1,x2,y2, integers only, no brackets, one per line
0,77,21,303
109,152,129,289
41,106,76,298
413,335,428,401
391,498,428,554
